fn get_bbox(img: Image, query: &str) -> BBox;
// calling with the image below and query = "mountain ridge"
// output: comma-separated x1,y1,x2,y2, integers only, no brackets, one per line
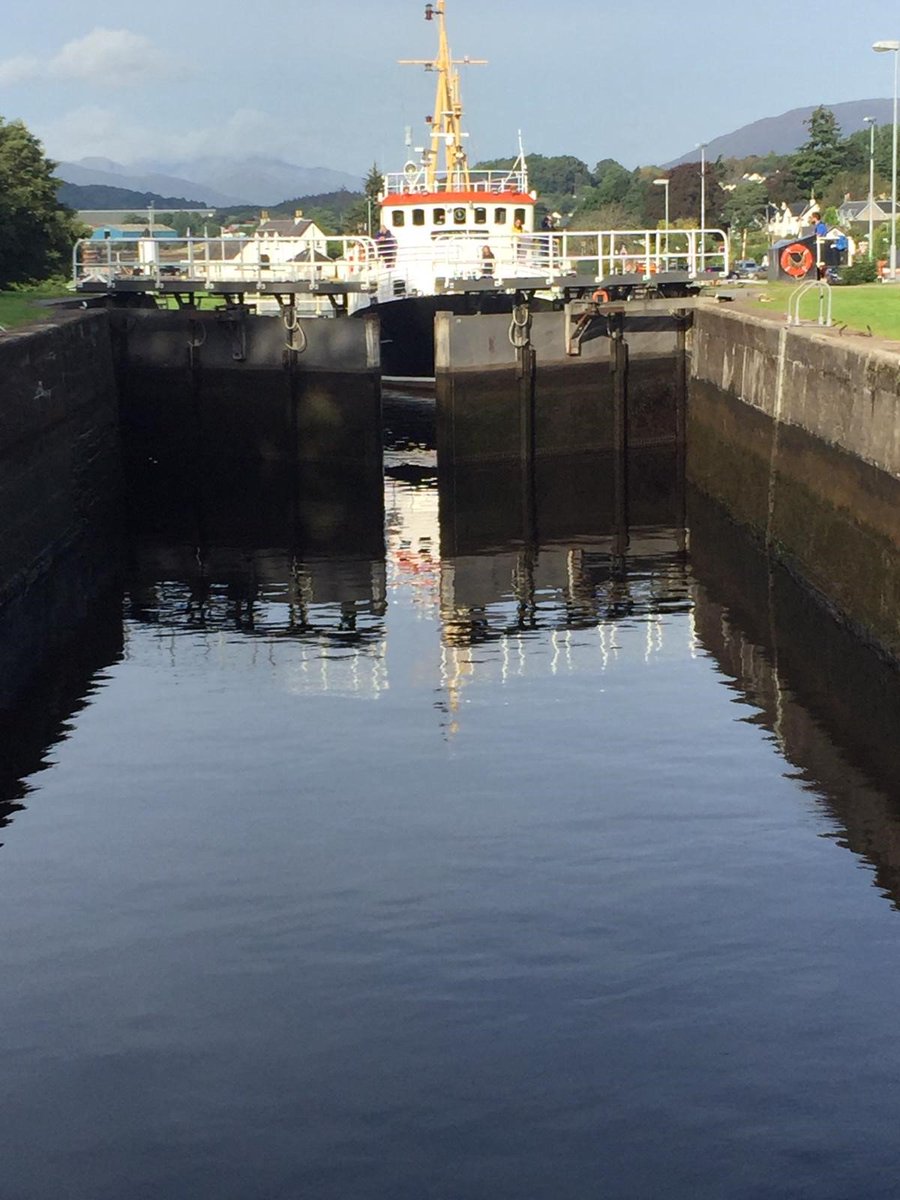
665,98,895,166
55,156,363,208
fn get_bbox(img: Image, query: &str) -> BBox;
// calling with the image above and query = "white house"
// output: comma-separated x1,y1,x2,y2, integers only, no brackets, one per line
207,211,331,281
765,199,820,240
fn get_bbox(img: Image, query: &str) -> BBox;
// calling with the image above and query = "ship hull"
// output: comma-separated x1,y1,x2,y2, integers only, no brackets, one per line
369,292,552,378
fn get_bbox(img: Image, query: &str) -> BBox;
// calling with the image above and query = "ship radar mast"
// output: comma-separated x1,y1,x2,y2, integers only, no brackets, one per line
398,2,487,191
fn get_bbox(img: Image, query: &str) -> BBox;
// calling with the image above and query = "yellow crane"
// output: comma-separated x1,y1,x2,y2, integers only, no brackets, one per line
398,2,487,191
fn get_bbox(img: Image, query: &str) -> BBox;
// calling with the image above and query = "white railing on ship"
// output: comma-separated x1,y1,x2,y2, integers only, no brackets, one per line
382,167,529,196
72,235,384,288
72,228,730,291
521,228,730,279
387,228,730,280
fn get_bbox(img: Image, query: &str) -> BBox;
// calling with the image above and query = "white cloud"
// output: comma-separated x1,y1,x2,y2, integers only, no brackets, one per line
169,109,299,160
40,106,139,162
0,54,41,86
0,28,179,89
38,106,304,166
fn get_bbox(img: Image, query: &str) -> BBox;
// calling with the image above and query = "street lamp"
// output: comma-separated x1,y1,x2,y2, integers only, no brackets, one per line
653,177,670,264
873,40,899,279
697,142,708,273
863,115,876,259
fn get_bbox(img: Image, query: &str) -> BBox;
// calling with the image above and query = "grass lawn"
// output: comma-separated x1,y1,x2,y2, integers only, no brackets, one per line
0,282,72,330
745,281,900,341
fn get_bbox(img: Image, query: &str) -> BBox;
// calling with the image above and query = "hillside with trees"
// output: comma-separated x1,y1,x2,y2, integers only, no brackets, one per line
57,181,209,209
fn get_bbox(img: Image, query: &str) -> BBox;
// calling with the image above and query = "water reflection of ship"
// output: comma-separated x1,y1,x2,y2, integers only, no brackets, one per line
386,460,440,614
379,407,696,731
125,461,388,697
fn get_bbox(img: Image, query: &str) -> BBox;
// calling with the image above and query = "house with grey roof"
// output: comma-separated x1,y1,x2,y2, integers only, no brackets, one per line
837,197,898,226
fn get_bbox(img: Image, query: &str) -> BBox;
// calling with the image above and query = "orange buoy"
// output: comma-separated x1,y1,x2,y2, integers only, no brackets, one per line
780,243,814,278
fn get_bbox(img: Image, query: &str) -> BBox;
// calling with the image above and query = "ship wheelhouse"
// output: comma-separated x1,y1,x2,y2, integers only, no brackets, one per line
381,189,535,244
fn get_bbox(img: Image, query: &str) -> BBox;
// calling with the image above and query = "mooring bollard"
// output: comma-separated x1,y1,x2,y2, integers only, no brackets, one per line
609,311,629,570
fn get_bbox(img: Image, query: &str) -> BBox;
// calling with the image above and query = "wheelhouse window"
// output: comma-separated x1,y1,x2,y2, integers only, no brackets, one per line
391,211,405,228
495,207,507,224
514,208,526,226
412,209,425,226
433,208,446,226
474,207,487,225
453,207,467,225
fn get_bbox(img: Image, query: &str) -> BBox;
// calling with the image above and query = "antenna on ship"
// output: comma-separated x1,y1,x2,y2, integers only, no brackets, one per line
514,129,530,195
398,2,487,191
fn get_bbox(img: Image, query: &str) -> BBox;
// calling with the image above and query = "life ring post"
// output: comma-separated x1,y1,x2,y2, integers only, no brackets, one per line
780,242,815,279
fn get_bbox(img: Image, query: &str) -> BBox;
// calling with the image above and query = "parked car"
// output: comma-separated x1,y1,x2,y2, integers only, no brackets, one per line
732,259,760,278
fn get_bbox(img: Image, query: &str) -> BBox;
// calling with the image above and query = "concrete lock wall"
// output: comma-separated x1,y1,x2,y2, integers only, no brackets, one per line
691,305,900,477
0,312,122,708
0,312,120,604
689,304,900,664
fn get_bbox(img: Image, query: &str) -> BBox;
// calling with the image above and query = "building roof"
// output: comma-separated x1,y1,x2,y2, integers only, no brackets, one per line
89,223,178,239
77,209,214,223
288,247,331,262
257,218,314,237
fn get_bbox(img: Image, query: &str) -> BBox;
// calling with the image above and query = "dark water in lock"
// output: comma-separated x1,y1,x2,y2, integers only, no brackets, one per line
4,390,900,1200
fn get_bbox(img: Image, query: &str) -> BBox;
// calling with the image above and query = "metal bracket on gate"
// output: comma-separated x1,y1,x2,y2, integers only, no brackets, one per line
565,301,626,356
274,294,308,357
214,303,249,362
508,294,534,378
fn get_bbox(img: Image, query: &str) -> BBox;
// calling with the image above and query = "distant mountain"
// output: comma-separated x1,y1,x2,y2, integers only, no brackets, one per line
58,181,210,210
665,98,895,165
54,156,363,208
139,156,363,207
55,159,245,207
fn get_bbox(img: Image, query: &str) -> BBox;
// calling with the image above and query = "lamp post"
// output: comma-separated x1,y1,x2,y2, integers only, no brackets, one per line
864,115,876,259
864,115,878,259
697,142,707,273
653,177,670,265
873,40,899,279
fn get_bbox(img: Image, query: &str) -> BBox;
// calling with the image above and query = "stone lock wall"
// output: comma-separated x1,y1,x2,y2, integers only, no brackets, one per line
0,312,122,706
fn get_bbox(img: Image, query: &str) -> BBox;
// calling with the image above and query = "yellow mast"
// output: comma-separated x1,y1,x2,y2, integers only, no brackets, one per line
398,2,486,191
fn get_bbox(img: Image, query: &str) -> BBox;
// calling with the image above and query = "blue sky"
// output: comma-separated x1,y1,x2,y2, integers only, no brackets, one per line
1,0,897,172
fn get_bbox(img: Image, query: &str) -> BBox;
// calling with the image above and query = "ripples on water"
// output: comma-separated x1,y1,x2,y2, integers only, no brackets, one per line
2,394,900,1199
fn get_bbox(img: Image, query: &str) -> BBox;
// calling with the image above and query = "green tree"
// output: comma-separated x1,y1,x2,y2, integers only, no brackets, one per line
591,158,633,206
364,162,384,204
765,165,804,206
477,153,592,197
792,106,846,195
722,180,768,239
342,163,384,234
568,201,634,231
844,123,894,182
162,211,220,237
0,116,82,288
666,160,724,223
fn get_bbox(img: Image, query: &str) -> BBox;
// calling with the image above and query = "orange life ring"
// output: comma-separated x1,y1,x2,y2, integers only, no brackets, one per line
780,242,814,278
592,288,610,302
